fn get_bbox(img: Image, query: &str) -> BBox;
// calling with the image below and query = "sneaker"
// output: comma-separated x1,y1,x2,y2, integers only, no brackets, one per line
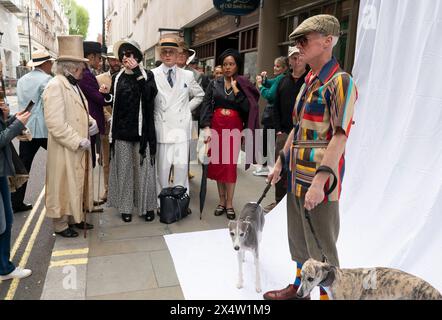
0,267,32,281
253,166,270,177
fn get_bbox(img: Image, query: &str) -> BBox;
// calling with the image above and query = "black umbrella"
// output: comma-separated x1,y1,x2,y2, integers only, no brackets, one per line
199,143,210,219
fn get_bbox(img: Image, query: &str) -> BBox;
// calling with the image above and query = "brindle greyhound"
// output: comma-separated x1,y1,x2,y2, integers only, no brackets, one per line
297,259,442,300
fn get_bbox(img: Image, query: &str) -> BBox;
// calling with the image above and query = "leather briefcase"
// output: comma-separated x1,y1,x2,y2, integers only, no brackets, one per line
158,186,191,224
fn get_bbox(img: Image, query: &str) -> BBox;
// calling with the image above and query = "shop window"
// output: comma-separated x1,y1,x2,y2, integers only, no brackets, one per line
195,41,215,60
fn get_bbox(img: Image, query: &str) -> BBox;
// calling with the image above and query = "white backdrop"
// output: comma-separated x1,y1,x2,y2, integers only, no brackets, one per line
165,0,442,299
340,0,442,291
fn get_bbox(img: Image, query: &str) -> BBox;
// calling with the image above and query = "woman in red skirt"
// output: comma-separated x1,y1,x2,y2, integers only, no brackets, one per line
200,49,252,220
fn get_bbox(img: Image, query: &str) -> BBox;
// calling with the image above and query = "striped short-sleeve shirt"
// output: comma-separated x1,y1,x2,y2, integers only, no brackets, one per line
288,57,358,201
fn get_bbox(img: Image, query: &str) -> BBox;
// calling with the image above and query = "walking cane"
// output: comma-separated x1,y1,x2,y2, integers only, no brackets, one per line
304,166,338,263
84,148,90,239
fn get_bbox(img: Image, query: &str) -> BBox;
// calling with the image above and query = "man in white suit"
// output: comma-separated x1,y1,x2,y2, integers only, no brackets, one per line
152,37,205,194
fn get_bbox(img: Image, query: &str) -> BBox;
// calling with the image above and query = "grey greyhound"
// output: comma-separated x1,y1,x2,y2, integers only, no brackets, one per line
228,203,265,293
297,259,442,300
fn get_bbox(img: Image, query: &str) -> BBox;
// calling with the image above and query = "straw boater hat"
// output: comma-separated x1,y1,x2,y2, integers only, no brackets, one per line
27,49,55,67
57,35,89,62
113,39,143,62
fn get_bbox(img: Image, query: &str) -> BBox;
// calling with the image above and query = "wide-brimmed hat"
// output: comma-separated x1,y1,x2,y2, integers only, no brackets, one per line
57,35,89,63
114,39,143,62
27,49,55,67
178,40,196,65
289,14,341,41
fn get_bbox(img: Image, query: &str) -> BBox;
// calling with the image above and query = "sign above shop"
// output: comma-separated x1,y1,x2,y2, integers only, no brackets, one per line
213,0,261,16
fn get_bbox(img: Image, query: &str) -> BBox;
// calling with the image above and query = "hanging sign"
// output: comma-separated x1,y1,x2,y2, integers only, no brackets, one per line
213,0,261,16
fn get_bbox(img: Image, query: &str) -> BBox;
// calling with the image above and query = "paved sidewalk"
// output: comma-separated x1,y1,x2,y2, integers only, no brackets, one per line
42,160,274,300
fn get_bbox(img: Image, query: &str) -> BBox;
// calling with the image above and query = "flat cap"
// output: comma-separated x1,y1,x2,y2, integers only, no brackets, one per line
289,14,341,40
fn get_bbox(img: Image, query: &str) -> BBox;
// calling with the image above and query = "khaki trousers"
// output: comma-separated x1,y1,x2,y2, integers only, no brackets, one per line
53,216,75,233
286,192,340,267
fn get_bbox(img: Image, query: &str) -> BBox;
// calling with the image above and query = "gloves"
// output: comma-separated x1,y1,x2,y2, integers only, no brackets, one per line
79,138,91,150
89,120,99,136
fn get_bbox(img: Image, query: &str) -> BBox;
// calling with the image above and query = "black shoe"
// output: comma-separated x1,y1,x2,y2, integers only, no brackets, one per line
55,228,79,238
145,211,155,222
122,213,132,223
226,208,236,220
13,203,33,213
70,222,94,230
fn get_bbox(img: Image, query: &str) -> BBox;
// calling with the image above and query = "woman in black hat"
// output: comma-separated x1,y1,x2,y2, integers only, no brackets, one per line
200,49,259,220
102,40,158,223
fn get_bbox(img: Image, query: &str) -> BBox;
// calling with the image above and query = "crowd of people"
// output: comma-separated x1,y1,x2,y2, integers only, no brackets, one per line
0,14,358,301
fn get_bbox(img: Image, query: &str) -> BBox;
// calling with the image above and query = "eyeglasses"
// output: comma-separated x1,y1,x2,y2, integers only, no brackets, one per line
161,49,177,56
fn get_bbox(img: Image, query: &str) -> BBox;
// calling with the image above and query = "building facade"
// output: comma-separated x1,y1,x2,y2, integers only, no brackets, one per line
0,0,22,79
106,0,360,77
17,0,69,66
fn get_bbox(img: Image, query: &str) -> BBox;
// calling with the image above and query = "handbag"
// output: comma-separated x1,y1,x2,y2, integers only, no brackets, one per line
8,143,29,192
158,186,191,224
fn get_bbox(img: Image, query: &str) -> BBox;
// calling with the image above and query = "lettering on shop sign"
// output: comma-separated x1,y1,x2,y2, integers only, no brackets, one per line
213,0,261,16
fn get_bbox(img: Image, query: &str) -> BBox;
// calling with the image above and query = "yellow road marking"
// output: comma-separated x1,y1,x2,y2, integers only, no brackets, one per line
10,188,45,260
5,207,46,300
49,258,88,268
51,248,89,257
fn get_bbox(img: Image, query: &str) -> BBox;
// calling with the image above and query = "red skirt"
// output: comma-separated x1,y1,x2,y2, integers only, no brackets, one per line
208,108,244,183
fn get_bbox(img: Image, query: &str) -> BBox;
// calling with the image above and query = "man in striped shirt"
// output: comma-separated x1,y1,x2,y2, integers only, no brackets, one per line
264,14,358,300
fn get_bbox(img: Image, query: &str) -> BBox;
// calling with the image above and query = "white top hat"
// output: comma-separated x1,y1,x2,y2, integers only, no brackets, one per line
57,35,89,63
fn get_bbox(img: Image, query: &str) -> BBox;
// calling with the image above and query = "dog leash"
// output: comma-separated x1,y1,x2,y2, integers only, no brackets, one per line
257,151,287,205
304,166,338,263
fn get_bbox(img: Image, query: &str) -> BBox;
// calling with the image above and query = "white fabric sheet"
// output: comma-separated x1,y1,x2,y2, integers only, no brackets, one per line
340,0,442,291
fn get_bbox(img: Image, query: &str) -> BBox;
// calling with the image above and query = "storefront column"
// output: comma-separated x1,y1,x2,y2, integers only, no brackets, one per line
257,0,281,78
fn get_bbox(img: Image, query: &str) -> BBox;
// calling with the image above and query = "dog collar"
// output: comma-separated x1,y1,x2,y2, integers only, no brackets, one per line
319,267,336,287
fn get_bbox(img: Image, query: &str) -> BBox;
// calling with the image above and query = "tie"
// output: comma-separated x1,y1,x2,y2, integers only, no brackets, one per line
167,69,174,88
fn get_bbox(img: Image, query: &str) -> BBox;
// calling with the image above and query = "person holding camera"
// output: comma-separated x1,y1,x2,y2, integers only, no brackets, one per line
0,87,33,280
253,57,289,183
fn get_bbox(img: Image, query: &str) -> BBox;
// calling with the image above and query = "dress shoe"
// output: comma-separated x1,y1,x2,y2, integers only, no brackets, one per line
94,200,105,206
121,213,132,223
55,227,79,238
70,222,94,230
13,203,33,213
263,284,310,300
145,211,155,222
0,267,32,281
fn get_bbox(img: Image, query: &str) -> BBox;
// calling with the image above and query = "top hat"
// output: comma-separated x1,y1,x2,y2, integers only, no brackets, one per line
57,35,89,63
27,49,55,67
83,41,102,57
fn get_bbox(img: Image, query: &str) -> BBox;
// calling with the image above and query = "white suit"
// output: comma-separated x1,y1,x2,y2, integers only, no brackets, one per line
152,64,205,194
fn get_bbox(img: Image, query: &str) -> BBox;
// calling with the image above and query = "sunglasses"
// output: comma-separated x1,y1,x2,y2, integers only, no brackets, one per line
122,51,134,58
293,36,309,47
